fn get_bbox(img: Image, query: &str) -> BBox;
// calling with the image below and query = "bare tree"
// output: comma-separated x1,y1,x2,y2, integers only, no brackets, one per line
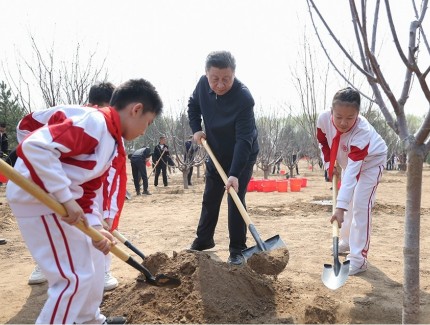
255,110,291,178
3,34,107,111
307,1,430,322
291,35,331,171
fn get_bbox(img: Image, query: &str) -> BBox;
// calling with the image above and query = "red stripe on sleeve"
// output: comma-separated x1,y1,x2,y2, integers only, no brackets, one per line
317,128,331,163
349,144,369,161
19,113,45,133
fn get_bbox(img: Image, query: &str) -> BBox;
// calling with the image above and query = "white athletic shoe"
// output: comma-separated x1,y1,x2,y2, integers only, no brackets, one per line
349,263,368,276
330,241,350,254
28,265,47,285
104,272,118,291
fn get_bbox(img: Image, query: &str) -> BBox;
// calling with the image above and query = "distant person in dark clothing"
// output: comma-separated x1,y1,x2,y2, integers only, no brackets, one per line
184,135,196,185
152,136,171,187
272,153,282,174
0,123,9,157
130,146,152,195
187,51,259,266
292,153,299,176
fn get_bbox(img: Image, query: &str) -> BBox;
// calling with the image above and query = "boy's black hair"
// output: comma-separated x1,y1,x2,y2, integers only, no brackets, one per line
332,87,361,111
0,122,6,128
88,82,115,106
205,51,236,72
110,79,163,116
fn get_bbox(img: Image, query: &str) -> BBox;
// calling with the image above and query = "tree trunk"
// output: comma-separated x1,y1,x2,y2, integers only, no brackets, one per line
263,168,270,179
182,169,189,189
403,147,423,324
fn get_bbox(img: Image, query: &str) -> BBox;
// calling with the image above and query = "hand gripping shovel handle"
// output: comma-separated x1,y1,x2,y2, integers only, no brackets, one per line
0,159,179,287
102,220,146,260
201,139,268,251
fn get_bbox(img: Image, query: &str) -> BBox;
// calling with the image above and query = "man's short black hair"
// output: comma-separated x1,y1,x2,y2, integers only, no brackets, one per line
205,51,236,72
88,82,115,106
110,79,163,116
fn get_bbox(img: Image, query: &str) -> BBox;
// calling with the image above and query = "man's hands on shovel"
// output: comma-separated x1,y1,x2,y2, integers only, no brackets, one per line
194,131,239,193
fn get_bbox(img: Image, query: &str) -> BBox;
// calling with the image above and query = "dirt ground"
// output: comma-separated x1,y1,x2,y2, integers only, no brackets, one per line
0,159,430,324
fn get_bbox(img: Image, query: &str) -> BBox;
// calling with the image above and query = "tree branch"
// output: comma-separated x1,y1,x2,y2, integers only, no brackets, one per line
307,0,377,81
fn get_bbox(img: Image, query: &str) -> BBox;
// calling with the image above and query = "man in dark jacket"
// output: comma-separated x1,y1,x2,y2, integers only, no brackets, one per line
187,51,259,266
152,136,171,187
130,146,152,195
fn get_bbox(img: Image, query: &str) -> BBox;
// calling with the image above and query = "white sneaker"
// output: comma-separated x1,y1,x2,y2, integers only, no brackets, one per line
28,265,47,285
349,263,368,276
104,272,118,291
330,241,350,254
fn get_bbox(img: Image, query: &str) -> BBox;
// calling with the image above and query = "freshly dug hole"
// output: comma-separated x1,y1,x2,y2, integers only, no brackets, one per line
247,248,289,275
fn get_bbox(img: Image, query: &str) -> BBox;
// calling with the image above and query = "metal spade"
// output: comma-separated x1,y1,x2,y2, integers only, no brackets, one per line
321,174,350,290
202,139,286,260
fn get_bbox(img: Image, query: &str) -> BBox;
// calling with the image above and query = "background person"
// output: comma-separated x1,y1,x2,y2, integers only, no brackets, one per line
152,136,171,187
130,145,152,195
187,51,259,266
184,135,196,185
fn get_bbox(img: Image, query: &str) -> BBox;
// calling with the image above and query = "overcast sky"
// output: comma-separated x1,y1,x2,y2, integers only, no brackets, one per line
1,0,429,116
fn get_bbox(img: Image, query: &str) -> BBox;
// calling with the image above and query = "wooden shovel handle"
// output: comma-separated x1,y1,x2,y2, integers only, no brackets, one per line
0,159,131,262
201,139,253,227
332,174,340,237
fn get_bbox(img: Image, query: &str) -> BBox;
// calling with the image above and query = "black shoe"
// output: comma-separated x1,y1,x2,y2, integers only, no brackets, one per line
190,238,215,251
143,190,152,195
104,316,127,324
136,192,141,196
0,238,6,245
188,182,192,186
227,253,245,266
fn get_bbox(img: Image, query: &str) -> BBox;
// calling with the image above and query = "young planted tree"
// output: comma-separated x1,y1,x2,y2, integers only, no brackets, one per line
307,1,430,322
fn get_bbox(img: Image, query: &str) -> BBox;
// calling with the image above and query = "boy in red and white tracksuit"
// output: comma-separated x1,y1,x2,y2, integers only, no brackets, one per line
317,87,387,275
7,79,163,324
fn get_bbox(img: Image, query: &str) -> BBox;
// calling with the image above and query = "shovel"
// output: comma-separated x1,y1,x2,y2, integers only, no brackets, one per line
102,219,146,261
0,159,180,288
321,174,350,290
201,139,286,260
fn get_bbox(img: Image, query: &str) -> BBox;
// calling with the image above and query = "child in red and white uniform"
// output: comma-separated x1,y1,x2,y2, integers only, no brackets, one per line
23,82,120,291
317,87,387,276
7,79,163,324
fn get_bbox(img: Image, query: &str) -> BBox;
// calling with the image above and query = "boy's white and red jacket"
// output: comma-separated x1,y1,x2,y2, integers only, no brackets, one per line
7,105,126,229
316,110,387,210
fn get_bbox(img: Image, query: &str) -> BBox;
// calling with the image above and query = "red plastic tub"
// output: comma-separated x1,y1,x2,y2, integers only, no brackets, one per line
247,179,255,192
276,180,288,192
301,178,308,187
289,178,302,192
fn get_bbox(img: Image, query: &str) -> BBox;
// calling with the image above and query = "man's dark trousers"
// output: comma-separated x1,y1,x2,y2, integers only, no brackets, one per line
154,163,168,186
131,158,149,193
195,161,254,255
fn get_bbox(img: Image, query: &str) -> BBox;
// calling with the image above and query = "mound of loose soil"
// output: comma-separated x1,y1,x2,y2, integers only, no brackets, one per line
101,251,290,324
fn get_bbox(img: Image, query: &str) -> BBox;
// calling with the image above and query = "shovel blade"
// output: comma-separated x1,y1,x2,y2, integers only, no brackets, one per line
242,235,286,260
321,260,350,290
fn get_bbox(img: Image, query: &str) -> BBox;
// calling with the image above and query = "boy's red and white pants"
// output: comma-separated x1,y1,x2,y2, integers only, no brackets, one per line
17,214,106,324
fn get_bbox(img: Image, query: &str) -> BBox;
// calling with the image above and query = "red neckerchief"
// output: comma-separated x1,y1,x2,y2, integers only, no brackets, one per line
328,115,357,181
98,106,126,231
